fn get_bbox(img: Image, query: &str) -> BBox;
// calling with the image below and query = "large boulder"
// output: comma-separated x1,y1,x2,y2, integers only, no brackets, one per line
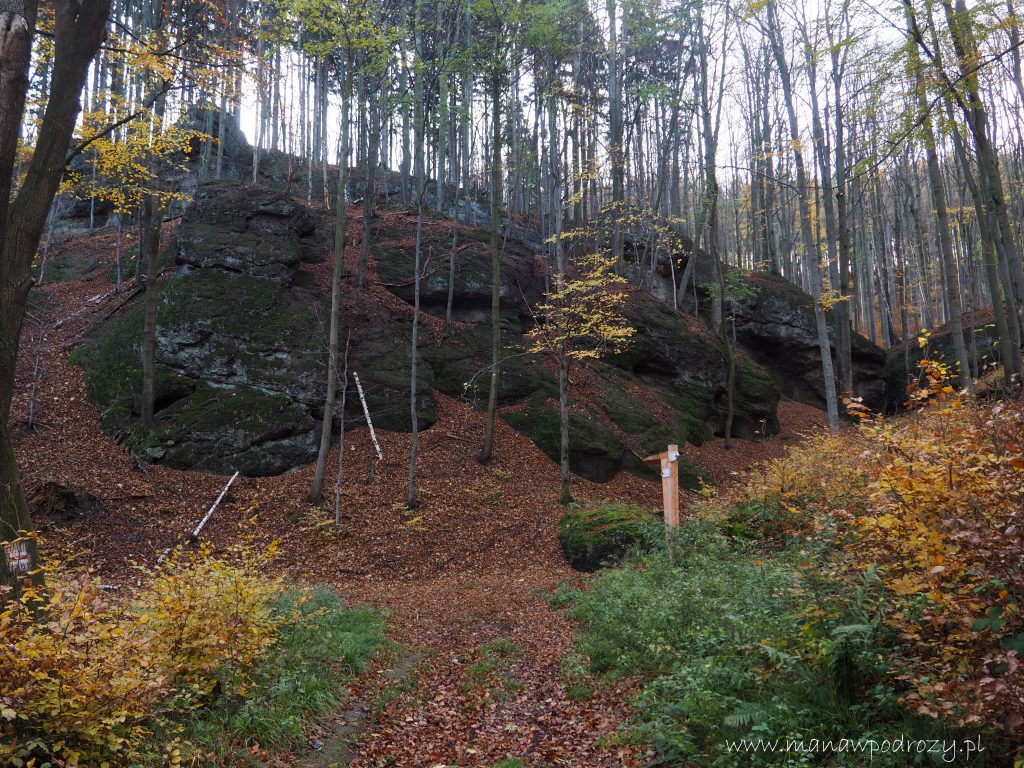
558,502,658,572
181,105,252,167
731,272,887,410
373,215,543,322
76,182,330,476
175,180,325,276
613,293,780,443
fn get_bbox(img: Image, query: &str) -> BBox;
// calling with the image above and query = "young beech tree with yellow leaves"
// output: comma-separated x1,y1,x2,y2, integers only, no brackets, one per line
529,249,634,504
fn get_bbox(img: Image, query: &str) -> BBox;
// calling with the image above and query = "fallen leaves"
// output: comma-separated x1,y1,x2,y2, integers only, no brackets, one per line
10,207,827,767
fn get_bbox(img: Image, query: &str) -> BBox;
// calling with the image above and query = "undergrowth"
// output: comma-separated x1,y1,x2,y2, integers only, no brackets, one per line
184,587,383,762
564,355,1017,766
0,541,383,767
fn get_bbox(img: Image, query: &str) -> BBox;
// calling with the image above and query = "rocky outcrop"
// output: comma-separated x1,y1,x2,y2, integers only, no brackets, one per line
76,182,330,476
731,272,887,410
76,181,783,483
882,310,1002,408
175,180,326,275
375,224,780,485
626,244,888,410
615,293,780,441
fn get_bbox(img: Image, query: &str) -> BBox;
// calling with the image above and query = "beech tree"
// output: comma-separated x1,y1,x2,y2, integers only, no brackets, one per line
475,0,517,465
1,0,112,593
529,248,634,503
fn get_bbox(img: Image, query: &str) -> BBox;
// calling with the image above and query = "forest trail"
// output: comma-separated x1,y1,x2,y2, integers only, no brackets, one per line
12,222,826,767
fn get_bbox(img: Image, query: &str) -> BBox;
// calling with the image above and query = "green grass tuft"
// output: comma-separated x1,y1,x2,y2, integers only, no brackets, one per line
184,587,383,759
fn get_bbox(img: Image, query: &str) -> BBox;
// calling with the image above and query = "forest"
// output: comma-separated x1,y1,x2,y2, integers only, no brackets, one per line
1,0,1024,764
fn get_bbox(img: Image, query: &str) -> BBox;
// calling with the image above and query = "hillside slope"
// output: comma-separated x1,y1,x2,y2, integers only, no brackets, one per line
12,195,826,767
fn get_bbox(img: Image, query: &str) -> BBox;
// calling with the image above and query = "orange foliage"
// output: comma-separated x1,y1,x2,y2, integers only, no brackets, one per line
741,356,1024,733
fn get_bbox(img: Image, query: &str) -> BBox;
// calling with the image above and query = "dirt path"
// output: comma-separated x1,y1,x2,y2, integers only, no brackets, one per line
11,225,827,768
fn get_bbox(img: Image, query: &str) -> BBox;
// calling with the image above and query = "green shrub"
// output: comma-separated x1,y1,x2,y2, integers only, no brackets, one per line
570,522,969,766
558,501,658,572
717,500,809,541
546,580,580,609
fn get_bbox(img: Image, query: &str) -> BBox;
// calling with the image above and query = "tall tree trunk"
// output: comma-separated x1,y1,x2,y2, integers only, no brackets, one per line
140,88,168,431
309,58,351,503
408,204,424,507
358,86,379,289
413,0,425,207
943,94,1021,381
767,0,840,430
139,193,162,430
1,0,111,595
606,0,624,265
904,1,971,388
831,36,853,393
479,71,502,464
803,22,850,398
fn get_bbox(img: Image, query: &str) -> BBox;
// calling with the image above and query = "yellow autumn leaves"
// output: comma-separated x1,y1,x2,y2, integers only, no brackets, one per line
1,542,285,767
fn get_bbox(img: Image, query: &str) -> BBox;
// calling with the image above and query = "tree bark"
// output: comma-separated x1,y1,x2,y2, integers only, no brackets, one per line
309,56,351,503
766,0,840,430
479,71,502,464
904,1,971,388
1,0,111,595
408,207,424,507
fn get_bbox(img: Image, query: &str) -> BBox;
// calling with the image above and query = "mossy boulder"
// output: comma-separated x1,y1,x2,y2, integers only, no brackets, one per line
374,222,542,322
350,322,437,432
502,395,625,483
33,247,103,283
75,182,331,476
635,245,887,411
558,502,657,572
422,320,557,407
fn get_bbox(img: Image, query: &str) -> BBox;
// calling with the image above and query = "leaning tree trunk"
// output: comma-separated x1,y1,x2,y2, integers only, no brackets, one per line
139,193,163,430
0,0,112,596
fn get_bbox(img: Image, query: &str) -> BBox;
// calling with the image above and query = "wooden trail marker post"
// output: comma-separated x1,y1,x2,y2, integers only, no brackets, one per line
644,443,680,563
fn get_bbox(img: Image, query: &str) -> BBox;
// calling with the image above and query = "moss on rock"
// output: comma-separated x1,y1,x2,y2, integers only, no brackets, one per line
501,394,625,483
74,182,331,476
558,502,658,572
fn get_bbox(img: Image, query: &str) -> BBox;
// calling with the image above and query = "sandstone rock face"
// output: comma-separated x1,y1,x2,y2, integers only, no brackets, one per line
626,246,888,411
78,181,783,484
77,182,329,476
